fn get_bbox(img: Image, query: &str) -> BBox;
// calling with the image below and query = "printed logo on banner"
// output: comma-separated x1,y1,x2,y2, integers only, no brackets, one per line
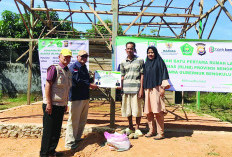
166,43,173,49
196,43,206,56
209,46,232,53
180,43,194,56
63,41,69,47
148,41,157,47
209,46,215,53
161,42,178,55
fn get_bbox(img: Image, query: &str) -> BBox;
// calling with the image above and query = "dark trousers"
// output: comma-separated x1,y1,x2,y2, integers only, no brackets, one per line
40,103,65,157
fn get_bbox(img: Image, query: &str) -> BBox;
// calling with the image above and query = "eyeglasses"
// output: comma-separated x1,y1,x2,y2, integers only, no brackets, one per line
80,55,88,58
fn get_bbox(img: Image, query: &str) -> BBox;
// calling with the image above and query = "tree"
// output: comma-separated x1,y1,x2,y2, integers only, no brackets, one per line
86,19,123,37
0,10,75,64
150,28,159,36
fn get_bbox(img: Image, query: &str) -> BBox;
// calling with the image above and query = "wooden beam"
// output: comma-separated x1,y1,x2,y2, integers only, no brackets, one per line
31,8,200,18
178,0,225,37
23,6,32,31
14,0,33,39
137,16,156,36
110,0,119,128
64,0,75,37
15,0,54,32
180,0,195,38
157,0,173,36
83,0,112,34
43,0,54,30
194,24,200,38
160,17,178,38
43,12,74,38
27,0,35,105
83,10,111,49
54,20,191,26
123,0,154,34
198,0,204,38
0,38,37,42
215,0,232,21
208,4,224,39
119,0,142,9
200,14,209,39
137,0,145,34
228,0,232,6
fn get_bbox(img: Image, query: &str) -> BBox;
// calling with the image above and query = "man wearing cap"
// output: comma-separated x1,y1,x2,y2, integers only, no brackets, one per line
65,50,98,150
40,48,72,157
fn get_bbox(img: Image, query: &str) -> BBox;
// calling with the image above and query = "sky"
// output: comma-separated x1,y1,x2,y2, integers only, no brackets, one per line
0,0,232,40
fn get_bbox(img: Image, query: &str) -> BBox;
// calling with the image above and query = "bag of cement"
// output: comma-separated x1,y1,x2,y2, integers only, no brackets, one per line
104,131,131,151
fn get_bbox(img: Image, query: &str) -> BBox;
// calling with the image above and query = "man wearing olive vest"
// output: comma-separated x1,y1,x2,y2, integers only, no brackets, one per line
40,49,72,157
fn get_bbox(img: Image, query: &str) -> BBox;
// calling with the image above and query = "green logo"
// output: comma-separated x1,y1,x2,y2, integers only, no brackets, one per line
56,41,63,47
180,43,194,56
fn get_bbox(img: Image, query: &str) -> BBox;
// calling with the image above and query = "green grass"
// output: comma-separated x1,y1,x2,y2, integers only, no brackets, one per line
0,93,42,110
184,92,232,123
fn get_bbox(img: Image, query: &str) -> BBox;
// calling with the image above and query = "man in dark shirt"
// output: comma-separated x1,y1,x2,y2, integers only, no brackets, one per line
65,50,98,149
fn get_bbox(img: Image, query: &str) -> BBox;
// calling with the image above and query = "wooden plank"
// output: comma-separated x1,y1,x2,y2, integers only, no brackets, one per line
31,8,200,18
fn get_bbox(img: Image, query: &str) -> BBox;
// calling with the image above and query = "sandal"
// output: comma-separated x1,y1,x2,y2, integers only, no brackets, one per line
154,134,165,140
145,132,156,138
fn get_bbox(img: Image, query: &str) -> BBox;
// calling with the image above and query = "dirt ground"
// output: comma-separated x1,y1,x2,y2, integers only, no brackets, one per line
0,101,232,157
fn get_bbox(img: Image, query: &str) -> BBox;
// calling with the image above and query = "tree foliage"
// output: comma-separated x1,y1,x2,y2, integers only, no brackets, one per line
86,19,123,37
0,10,74,63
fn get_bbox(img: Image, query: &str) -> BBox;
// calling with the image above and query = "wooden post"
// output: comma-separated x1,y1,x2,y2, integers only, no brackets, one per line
110,0,118,128
182,91,184,105
27,1,34,105
196,0,204,110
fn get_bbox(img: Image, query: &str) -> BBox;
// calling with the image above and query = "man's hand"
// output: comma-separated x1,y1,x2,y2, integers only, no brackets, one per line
45,104,52,115
160,87,165,97
116,86,122,90
138,89,144,99
65,106,68,113
90,83,98,89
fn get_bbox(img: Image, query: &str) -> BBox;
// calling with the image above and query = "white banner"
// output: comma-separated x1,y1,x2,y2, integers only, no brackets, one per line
94,70,121,88
38,39,89,96
115,37,232,92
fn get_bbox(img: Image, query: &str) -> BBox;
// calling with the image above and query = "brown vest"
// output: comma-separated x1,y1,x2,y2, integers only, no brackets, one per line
43,64,72,106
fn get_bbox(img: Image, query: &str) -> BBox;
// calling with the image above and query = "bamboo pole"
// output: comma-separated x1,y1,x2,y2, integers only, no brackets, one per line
27,0,34,105
160,17,178,38
83,0,112,34
110,0,119,128
123,0,154,34
208,4,224,39
82,10,111,49
215,0,232,21
31,8,200,18
178,0,225,38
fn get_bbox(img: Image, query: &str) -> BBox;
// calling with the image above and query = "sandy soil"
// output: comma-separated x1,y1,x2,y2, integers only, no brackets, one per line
0,101,232,157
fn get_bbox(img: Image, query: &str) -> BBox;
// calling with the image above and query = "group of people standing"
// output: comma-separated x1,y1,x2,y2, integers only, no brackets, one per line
40,41,170,157
40,49,97,157
120,42,170,140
